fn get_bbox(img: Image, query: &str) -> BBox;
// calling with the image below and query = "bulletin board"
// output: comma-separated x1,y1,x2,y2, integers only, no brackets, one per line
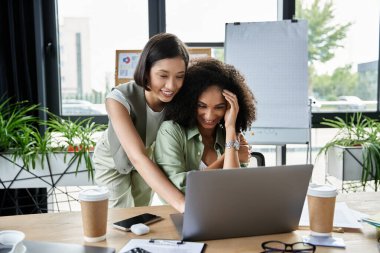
115,50,142,86
188,48,211,60
115,48,211,86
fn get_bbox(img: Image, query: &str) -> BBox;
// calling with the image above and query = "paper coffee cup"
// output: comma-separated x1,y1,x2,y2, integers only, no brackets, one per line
79,187,109,242
307,184,337,237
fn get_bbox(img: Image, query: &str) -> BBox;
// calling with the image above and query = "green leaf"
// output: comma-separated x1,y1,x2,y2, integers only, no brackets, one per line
319,112,380,191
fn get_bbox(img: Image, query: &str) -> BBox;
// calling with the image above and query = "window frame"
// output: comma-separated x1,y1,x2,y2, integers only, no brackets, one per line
45,0,380,127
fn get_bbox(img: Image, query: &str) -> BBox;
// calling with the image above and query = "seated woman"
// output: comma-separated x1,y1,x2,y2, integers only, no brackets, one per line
154,58,257,193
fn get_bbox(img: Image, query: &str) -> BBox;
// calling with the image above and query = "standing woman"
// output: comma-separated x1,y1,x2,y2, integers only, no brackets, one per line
93,33,189,212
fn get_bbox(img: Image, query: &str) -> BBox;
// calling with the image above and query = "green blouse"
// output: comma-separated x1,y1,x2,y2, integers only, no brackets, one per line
153,120,225,193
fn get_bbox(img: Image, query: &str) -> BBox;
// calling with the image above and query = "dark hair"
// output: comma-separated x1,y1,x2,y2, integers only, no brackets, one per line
165,58,256,132
134,33,189,90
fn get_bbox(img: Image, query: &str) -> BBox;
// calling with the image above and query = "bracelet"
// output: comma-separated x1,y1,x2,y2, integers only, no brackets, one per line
225,140,240,151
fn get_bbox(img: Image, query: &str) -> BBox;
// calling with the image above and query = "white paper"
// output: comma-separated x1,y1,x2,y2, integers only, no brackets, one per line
225,21,309,129
118,53,141,79
303,235,346,248
299,201,363,229
351,209,370,221
119,239,205,253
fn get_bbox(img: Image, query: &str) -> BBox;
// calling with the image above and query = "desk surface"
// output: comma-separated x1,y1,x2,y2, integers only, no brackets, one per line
0,192,379,252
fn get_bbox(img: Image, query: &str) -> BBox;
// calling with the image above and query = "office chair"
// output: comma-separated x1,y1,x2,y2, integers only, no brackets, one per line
250,151,265,167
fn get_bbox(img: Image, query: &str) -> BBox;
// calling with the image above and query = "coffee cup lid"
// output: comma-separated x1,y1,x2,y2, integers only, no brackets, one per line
79,187,108,202
307,184,337,198
0,230,25,242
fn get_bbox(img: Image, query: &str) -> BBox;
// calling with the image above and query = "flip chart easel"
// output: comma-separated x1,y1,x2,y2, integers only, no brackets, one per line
225,20,310,146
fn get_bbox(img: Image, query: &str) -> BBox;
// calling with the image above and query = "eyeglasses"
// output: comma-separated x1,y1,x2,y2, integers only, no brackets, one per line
261,240,316,253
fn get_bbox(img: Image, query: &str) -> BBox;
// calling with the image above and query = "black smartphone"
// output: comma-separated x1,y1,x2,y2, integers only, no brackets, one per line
112,213,162,231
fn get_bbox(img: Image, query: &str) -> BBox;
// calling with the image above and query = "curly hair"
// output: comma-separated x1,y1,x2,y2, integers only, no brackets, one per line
165,58,256,132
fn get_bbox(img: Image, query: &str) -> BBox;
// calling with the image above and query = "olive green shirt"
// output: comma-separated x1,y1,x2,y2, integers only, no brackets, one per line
154,120,226,193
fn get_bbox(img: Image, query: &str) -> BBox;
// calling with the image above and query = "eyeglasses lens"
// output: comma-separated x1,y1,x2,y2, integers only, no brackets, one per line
262,241,315,253
264,241,287,250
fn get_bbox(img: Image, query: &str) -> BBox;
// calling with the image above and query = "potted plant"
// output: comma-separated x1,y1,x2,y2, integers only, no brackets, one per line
0,98,106,188
318,113,380,191
0,98,106,214
44,113,106,180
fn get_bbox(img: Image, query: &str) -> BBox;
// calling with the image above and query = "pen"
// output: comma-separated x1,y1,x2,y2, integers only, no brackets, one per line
149,239,184,245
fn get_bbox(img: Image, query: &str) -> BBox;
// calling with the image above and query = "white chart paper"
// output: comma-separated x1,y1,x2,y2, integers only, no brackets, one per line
225,21,309,144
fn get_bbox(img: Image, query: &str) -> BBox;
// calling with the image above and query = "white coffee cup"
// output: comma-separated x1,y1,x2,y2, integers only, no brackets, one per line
0,230,25,253
307,184,338,237
79,187,109,242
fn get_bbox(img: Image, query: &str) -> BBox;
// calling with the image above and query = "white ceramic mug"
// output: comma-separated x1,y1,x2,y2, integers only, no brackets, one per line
0,230,25,253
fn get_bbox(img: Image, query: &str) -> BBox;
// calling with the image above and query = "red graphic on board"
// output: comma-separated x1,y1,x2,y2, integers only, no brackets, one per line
123,57,131,64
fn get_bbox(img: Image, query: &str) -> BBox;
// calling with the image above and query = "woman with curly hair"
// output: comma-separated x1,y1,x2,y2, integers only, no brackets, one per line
154,58,257,193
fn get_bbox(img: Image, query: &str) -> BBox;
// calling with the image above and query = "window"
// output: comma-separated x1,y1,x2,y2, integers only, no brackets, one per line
167,0,278,63
57,0,148,116
296,0,379,113
166,0,278,43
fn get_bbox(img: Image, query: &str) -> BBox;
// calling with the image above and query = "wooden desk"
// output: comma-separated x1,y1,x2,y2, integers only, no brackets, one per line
0,192,379,252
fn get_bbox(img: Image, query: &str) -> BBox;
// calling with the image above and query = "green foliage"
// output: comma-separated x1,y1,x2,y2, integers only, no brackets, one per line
11,124,50,171
0,97,106,180
295,0,363,100
312,64,358,100
0,98,48,170
213,48,224,62
296,0,352,64
44,114,106,180
319,113,380,191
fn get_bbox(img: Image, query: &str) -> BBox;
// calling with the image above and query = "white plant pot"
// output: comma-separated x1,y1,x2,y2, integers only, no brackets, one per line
0,152,95,189
326,145,374,181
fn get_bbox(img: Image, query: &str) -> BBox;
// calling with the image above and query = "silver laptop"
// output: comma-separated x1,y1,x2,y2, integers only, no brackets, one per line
171,164,313,241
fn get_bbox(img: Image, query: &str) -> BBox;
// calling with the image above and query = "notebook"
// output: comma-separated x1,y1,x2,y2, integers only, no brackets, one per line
171,164,313,241
119,239,205,253
23,240,115,253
